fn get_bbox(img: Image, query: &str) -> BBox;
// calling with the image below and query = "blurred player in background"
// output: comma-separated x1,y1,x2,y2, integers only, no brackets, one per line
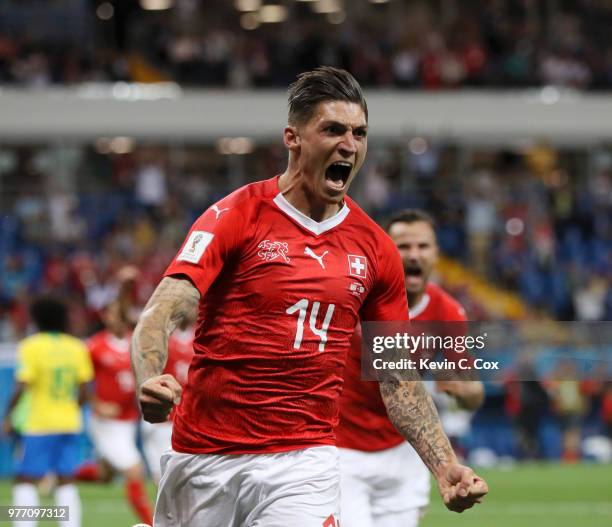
114,265,143,327
86,299,153,525
132,67,487,526
2,296,93,527
141,307,195,483
337,209,485,527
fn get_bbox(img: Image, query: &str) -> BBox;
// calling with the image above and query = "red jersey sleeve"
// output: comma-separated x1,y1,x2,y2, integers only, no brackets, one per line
441,300,467,322
435,289,473,366
86,337,99,366
359,239,409,323
164,202,247,296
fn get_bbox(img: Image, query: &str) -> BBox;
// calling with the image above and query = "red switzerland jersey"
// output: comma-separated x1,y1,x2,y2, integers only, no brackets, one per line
88,330,139,421
164,176,408,454
165,326,195,387
336,282,467,451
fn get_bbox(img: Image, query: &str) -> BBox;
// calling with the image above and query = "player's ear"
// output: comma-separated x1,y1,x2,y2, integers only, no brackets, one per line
284,125,300,152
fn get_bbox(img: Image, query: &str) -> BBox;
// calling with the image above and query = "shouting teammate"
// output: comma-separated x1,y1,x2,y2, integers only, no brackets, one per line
87,300,153,525
132,67,488,526
337,209,485,527
3,296,93,527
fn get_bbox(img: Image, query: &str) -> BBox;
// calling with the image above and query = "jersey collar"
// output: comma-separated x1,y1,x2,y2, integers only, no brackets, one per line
273,192,350,235
409,293,430,319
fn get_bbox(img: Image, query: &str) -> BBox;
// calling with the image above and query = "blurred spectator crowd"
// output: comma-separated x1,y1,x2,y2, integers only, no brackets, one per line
357,139,612,321
1,138,611,343
1,0,612,90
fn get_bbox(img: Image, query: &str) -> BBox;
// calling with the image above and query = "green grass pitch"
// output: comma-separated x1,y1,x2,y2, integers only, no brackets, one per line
0,463,610,526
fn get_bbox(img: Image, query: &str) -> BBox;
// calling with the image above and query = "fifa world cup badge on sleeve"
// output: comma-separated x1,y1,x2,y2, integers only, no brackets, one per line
177,231,214,263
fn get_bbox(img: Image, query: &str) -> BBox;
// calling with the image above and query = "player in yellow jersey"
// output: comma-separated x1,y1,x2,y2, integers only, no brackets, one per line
3,296,93,527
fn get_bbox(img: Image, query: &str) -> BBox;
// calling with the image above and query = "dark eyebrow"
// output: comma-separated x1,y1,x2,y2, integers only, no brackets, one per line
320,121,369,131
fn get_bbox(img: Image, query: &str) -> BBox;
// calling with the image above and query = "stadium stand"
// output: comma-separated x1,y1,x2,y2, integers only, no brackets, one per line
0,3,611,522
0,0,612,89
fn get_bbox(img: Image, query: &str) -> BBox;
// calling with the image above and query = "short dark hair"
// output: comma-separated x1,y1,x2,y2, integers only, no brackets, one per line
287,66,368,125
386,209,437,233
30,295,69,333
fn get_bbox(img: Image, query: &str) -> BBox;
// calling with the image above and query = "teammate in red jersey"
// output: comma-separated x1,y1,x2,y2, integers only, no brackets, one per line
87,301,153,525
141,310,196,484
337,209,485,527
132,68,488,526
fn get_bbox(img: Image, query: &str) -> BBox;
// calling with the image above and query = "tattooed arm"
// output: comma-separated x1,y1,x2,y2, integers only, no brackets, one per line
131,276,199,423
379,371,456,473
380,372,488,512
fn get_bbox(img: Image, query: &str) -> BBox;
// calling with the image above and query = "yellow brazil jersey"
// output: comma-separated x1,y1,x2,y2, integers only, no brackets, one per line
16,332,93,434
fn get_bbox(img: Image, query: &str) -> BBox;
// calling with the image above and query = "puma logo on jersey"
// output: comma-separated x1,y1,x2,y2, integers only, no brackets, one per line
304,247,329,269
211,204,230,220
257,240,290,263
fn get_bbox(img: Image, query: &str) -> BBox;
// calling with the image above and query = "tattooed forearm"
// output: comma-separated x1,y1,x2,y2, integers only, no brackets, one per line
131,276,200,386
380,372,457,477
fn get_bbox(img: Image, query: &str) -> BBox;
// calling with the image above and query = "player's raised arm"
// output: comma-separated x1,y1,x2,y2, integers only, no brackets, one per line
379,373,488,512
131,276,199,422
435,380,485,410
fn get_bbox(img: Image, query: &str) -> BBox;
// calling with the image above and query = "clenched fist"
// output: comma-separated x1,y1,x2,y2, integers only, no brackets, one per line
138,374,182,423
437,463,488,513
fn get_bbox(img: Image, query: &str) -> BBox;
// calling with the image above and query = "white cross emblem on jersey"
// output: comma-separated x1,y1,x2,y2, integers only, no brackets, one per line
348,254,367,278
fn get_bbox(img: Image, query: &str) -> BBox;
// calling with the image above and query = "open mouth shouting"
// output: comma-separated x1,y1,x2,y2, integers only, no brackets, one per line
404,263,424,290
325,161,353,193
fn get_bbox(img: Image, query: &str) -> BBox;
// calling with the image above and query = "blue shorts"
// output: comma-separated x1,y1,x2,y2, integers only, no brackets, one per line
16,434,81,478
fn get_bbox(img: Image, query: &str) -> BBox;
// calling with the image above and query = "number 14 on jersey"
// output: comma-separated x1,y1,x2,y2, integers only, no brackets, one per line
286,299,335,352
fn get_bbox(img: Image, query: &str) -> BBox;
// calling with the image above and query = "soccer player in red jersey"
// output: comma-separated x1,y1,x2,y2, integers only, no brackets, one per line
132,68,488,526
141,310,196,484
87,301,153,525
337,209,485,527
